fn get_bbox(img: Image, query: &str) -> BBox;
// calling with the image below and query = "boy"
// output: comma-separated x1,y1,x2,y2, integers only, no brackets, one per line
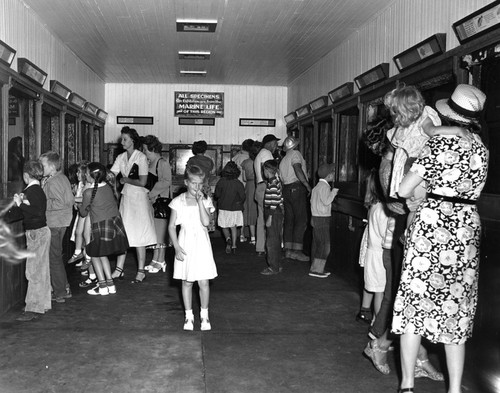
260,159,284,275
309,163,339,278
40,151,74,303
13,161,52,321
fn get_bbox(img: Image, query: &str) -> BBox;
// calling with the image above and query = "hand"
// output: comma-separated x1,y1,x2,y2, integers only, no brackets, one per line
175,246,187,261
266,216,272,228
406,195,424,212
13,194,22,206
457,127,473,142
120,177,126,185
332,188,339,198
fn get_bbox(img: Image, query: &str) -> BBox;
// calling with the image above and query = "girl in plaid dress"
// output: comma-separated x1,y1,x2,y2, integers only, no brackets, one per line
79,163,129,296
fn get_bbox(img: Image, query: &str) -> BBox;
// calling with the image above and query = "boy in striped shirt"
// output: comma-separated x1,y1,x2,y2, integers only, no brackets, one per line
260,159,284,275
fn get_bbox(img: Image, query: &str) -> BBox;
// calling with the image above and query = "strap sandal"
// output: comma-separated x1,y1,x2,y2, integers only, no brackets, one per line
363,339,390,375
111,266,124,280
131,269,146,283
415,358,444,381
149,261,166,273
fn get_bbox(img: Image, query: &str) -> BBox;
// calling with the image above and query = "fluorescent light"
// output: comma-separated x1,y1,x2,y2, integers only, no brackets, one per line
179,51,211,60
176,19,217,33
180,70,207,77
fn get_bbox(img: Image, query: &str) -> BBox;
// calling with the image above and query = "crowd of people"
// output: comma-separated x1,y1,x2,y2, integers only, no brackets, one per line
0,82,490,393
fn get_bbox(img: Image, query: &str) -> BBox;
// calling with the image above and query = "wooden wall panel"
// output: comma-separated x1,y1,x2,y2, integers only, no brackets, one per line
1,0,105,106
105,84,288,145
287,0,493,110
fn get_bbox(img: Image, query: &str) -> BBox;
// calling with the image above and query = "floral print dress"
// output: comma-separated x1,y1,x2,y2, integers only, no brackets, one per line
392,134,488,344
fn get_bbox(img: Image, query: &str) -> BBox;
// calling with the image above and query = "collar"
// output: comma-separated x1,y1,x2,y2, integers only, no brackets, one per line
319,179,330,185
25,179,40,189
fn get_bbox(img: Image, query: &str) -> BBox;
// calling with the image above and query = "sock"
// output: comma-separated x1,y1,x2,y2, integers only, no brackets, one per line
251,236,255,241
185,309,194,319
98,280,106,289
106,279,114,287
73,249,81,255
89,273,97,280
200,308,209,319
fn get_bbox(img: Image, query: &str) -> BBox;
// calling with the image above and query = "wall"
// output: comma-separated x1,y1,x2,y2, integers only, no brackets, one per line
0,0,105,107
288,0,493,110
105,84,287,144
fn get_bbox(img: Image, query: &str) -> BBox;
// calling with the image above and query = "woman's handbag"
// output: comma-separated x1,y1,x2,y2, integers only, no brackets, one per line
153,197,171,219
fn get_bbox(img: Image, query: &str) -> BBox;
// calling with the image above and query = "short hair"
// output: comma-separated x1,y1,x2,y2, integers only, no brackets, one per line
23,160,44,181
192,140,208,155
142,135,163,154
262,159,278,174
241,139,254,152
184,164,206,180
384,85,425,128
221,161,240,179
39,151,61,171
249,142,261,161
121,126,142,150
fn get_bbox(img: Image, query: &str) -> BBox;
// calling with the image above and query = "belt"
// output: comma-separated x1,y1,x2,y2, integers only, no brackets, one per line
283,181,302,187
427,193,476,205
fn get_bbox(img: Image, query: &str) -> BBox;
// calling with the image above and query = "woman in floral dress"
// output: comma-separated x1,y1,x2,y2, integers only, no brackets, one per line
392,84,489,393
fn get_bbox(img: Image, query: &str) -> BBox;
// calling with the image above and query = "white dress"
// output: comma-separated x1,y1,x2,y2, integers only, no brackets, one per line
111,150,157,247
169,193,218,282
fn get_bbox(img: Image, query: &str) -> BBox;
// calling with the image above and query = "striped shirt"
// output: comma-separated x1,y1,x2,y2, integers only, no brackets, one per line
264,175,283,216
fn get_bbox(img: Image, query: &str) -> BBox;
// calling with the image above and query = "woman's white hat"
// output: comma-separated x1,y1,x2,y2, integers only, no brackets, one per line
435,84,486,124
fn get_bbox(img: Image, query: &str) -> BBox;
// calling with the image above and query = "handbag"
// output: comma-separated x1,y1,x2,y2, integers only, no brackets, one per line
128,163,139,179
153,197,171,219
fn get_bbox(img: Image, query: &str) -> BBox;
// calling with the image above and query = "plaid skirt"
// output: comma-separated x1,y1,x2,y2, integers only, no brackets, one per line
86,215,129,257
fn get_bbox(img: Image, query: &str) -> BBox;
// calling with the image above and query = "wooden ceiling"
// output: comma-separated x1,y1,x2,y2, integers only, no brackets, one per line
22,0,395,85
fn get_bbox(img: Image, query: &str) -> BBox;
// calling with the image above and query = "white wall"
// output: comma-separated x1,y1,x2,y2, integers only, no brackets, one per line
1,0,105,107
288,0,493,110
105,83,288,144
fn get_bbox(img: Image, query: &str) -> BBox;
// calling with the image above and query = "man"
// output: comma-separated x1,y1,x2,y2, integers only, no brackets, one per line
279,136,311,261
253,134,279,257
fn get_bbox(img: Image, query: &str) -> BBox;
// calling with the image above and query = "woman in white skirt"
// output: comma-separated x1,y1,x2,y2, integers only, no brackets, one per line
214,161,245,254
110,127,157,283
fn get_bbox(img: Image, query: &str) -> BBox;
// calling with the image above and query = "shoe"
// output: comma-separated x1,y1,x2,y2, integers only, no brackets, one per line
16,311,40,321
81,269,89,276
68,252,84,264
107,285,117,294
79,277,97,288
201,317,211,331
225,237,232,254
363,339,390,375
87,285,109,296
148,261,166,274
183,317,194,331
249,238,256,245
65,286,72,299
144,261,156,272
398,389,414,393
256,251,266,257
51,294,66,303
415,358,444,381
131,270,146,283
240,235,247,243
112,266,124,280
260,267,280,275
356,308,373,324
75,260,83,267
288,250,310,262
231,247,237,254
308,271,330,278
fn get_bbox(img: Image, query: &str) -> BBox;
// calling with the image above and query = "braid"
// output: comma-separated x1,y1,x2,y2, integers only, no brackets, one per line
86,180,99,213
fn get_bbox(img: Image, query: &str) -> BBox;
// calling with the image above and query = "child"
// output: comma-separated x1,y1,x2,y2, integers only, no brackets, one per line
168,165,217,331
260,160,284,276
12,161,52,321
68,161,92,266
40,151,74,304
214,161,245,254
309,163,339,278
79,163,129,296
384,85,465,224
357,170,390,325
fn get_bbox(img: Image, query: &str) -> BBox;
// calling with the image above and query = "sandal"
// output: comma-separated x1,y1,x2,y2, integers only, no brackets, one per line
131,269,146,283
398,389,414,393
225,238,232,254
415,358,444,381
111,266,124,280
363,339,391,375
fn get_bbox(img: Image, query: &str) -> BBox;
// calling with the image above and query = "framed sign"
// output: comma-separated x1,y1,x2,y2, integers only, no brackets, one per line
453,0,500,44
239,118,276,127
179,117,215,126
354,63,390,90
117,116,154,125
174,92,224,118
9,96,19,117
328,82,354,103
393,34,446,72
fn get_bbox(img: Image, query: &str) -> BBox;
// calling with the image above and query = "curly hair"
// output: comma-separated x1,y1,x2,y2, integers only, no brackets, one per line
384,85,425,128
221,161,240,179
192,140,208,155
121,126,142,150
142,135,163,154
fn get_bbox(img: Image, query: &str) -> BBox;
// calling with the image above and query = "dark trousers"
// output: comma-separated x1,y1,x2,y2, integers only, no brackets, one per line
49,227,69,298
310,216,331,272
266,208,283,272
282,182,308,251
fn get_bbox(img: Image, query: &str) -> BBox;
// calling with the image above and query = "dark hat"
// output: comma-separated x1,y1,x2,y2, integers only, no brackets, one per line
262,134,280,145
318,163,335,179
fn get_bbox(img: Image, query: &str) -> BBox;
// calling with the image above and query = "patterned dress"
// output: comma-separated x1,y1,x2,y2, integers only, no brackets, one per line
392,134,488,344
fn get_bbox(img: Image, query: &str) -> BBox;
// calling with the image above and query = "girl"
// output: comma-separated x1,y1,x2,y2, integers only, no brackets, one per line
357,170,389,327
168,165,217,331
214,161,245,254
79,163,129,296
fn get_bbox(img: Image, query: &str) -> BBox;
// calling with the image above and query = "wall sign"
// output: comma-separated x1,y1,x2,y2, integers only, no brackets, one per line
453,0,500,44
117,116,154,125
179,117,215,126
9,96,19,117
174,92,224,118
239,118,275,127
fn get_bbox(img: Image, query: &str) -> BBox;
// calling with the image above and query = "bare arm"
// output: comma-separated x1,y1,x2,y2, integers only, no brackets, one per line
421,117,468,138
398,170,424,199
197,193,210,227
120,174,148,188
168,209,186,261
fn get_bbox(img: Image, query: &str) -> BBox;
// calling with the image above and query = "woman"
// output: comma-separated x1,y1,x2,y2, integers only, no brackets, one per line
110,127,157,283
392,84,488,393
142,135,172,273
241,142,259,245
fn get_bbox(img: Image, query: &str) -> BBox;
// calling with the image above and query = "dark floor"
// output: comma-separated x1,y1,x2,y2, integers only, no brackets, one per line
0,238,486,393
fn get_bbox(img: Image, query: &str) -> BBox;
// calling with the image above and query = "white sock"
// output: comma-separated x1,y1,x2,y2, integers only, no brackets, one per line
73,249,81,255
185,309,194,319
89,273,97,280
200,308,209,319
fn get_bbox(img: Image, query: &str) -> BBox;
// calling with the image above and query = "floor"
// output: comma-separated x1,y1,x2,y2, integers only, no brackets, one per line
0,237,488,393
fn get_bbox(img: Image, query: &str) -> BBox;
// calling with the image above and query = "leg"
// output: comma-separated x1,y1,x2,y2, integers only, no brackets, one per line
444,343,465,393
49,227,69,299
373,292,384,317
249,225,256,241
182,280,194,311
112,252,126,278
100,256,113,280
265,209,283,272
400,332,421,389
230,226,238,248
291,184,308,253
91,257,105,281
198,279,210,309
255,183,266,253
282,185,294,251
131,246,146,282
74,215,85,251
357,289,374,324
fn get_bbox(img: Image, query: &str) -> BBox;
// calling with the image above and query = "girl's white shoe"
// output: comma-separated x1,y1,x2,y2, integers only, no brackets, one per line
200,318,211,331
183,317,194,331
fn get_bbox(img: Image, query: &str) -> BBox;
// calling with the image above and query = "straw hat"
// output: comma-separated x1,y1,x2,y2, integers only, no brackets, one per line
282,136,299,151
435,84,486,125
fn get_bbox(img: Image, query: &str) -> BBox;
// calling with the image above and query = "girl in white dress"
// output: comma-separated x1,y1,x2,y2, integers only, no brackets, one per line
168,165,217,331
110,127,157,283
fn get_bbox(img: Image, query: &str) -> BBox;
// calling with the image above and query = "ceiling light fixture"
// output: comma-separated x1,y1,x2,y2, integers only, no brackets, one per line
179,51,211,60
176,19,217,33
180,70,207,77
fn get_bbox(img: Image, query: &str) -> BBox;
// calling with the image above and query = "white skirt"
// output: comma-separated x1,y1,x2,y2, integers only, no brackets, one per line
120,188,157,247
217,210,243,228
